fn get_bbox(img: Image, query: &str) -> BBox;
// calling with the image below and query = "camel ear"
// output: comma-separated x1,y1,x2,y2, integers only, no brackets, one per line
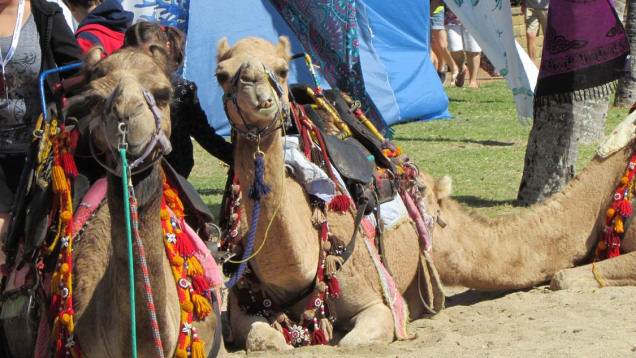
217,37,231,62
148,44,170,74
276,36,291,61
435,175,453,200
84,46,105,74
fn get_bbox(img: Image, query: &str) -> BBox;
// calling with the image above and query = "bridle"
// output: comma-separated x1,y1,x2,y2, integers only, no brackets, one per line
221,62,290,141
88,76,172,176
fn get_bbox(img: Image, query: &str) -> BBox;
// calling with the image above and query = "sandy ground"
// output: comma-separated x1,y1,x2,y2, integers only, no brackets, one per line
224,285,636,358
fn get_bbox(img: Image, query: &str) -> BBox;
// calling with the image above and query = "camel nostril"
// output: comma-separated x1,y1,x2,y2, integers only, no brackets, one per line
258,99,274,109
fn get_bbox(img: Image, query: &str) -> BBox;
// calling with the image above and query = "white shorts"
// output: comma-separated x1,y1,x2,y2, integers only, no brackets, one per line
446,24,481,53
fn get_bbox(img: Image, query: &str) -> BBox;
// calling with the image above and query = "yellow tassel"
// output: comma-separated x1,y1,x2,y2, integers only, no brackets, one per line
191,339,206,358
50,317,60,341
192,294,212,319
175,349,188,358
51,272,62,294
181,300,193,313
52,165,68,193
615,216,624,233
187,256,203,276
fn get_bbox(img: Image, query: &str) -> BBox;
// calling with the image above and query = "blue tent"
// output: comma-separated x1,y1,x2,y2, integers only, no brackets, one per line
120,0,451,136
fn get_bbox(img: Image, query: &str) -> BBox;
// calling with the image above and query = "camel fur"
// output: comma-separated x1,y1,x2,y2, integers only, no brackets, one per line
56,47,223,357
216,36,443,351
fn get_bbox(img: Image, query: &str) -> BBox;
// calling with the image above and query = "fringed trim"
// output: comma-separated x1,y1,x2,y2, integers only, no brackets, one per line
534,81,618,108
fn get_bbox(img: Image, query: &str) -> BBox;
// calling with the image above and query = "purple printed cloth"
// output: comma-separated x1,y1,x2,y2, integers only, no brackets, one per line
534,0,629,100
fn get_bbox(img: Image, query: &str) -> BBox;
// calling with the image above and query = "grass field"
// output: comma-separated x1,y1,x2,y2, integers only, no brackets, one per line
188,80,630,219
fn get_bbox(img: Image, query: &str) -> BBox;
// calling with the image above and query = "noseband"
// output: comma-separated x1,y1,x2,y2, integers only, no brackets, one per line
89,76,172,176
222,64,290,140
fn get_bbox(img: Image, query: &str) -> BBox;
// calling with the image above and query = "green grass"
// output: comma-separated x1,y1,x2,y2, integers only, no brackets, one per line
189,80,630,219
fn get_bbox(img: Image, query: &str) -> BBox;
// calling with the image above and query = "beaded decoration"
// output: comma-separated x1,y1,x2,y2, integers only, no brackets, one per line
595,154,636,260
161,177,212,358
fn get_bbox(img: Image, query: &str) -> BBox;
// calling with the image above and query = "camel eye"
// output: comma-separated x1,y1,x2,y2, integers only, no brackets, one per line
216,72,229,84
277,69,289,79
152,87,172,107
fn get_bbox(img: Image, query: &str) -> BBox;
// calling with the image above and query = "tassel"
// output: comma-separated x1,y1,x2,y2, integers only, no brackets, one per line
186,256,204,277
310,146,323,166
282,327,292,345
311,207,326,227
325,296,337,321
607,232,621,258
176,235,195,257
175,349,188,358
50,294,60,316
51,272,62,294
61,311,74,333
324,255,344,277
191,275,209,295
50,316,61,341
191,339,206,358
192,294,212,318
319,317,333,341
328,235,346,255
61,151,78,179
311,328,327,345
55,338,64,358
52,163,68,193
614,216,624,233
328,195,350,213
327,277,340,298
618,199,632,217
247,156,271,200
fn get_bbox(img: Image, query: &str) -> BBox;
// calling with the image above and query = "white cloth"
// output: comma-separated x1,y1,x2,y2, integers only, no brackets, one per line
446,24,481,52
443,0,538,124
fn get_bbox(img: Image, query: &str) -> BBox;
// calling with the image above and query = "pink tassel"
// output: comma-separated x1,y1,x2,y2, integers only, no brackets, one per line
328,195,350,213
327,277,340,298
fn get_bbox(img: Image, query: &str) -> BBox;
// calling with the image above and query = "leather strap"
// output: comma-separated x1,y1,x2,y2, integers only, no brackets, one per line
208,291,223,358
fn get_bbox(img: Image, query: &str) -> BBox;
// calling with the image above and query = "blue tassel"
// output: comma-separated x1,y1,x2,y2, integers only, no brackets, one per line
247,155,271,200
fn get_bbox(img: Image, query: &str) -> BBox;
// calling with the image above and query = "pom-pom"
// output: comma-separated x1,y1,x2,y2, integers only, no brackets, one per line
328,195,350,213
171,255,184,267
60,211,72,224
607,208,616,218
192,294,212,319
61,312,71,326
191,339,206,358
60,263,70,274
181,300,193,313
51,272,62,294
160,209,170,221
175,349,188,358
597,240,607,250
302,309,315,321
620,176,630,186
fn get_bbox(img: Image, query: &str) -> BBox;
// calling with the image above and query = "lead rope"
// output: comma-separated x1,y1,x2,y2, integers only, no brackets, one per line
119,124,164,358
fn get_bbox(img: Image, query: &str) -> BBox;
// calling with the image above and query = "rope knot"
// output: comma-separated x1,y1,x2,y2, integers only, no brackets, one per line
247,155,271,200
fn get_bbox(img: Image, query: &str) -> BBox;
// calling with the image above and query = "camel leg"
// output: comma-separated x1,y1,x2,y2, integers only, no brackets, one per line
226,290,291,351
551,251,636,290
338,302,394,346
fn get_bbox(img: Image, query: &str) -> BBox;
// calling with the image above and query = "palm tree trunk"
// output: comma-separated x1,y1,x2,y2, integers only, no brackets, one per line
577,93,610,144
614,0,636,107
614,0,627,22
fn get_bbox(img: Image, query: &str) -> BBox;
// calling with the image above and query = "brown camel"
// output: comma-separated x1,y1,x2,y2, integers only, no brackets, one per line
216,36,636,351
65,47,223,357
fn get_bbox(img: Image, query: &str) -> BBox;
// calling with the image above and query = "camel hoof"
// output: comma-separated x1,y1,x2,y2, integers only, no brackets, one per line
245,321,291,351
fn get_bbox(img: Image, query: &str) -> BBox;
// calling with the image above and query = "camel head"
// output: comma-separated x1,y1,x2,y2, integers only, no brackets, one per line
416,170,453,230
83,46,173,173
216,36,291,140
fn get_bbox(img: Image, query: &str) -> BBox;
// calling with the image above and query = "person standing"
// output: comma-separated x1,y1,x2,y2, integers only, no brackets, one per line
445,7,481,88
522,0,548,66
430,0,458,85
62,0,133,55
0,0,82,235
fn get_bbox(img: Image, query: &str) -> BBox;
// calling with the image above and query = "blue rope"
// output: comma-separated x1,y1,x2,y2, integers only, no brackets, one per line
225,155,270,289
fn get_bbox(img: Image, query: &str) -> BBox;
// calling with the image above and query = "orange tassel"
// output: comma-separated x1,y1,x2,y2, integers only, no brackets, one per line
52,164,68,193
191,339,206,358
186,256,203,276
175,349,188,358
614,216,624,233
192,294,212,318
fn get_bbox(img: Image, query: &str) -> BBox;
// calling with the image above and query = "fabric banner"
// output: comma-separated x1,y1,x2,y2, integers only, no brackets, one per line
120,0,190,32
443,0,538,124
534,0,629,103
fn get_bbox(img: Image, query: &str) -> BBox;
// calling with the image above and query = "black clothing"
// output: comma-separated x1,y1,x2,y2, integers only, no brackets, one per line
166,78,233,178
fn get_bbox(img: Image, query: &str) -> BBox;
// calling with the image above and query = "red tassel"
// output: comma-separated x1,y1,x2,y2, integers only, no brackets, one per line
618,199,632,217
176,232,195,257
328,195,350,213
61,151,78,178
327,277,340,298
282,327,292,345
606,231,621,259
311,328,327,345
50,294,60,316
69,128,79,150
55,338,64,358
191,275,209,295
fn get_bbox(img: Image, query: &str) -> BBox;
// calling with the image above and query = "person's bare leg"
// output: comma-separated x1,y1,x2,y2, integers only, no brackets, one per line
431,29,448,83
437,30,458,76
466,51,481,88
526,30,537,65
450,51,466,86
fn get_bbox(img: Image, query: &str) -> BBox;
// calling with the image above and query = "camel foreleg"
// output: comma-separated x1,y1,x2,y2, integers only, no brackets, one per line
226,290,291,351
337,302,394,346
551,251,636,290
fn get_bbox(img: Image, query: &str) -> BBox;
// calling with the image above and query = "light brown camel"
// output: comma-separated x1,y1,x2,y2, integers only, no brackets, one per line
216,36,444,351
67,46,224,357
216,36,636,351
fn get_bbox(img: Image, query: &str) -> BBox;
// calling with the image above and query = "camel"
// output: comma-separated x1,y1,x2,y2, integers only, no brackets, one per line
38,46,223,357
215,36,636,351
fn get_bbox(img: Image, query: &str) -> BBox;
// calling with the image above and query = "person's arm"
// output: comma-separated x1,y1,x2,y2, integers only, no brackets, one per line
521,0,527,15
182,81,234,165
49,8,84,72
